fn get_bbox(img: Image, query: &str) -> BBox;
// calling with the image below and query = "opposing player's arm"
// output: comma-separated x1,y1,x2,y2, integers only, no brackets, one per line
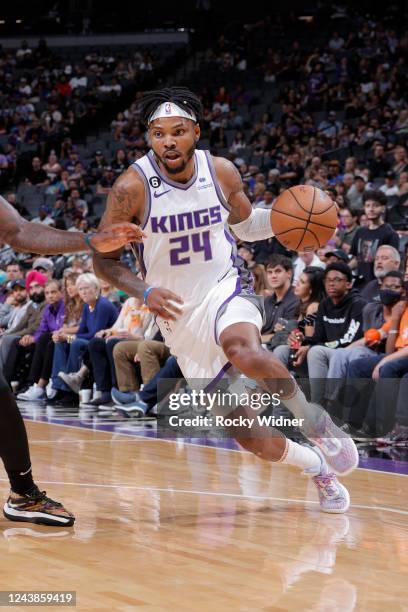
213,156,274,241
0,195,142,255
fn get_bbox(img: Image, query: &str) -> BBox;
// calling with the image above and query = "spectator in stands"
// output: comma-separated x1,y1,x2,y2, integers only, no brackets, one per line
252,264,272,297
361,245,401,302
0,272,47,380
261,255,299,346
25,157,49,187
368,144,391,178
349,190,400,285
335,208,359,253
392,146,408,178
50,273,117,403
345,296,408,436
9,280,64,394
293,250,326,284
32,205,54,226
380,171,399,197
0,279,28,331
83,297,148,406
111,149,129,176
17,272,83,401
273,266,326,366
32,257,54,280
5,261,24,283
88,150,107,184
290,263,366,404
96,167,115,194
346,175,367,210
43,152,62,183
111,338,170,406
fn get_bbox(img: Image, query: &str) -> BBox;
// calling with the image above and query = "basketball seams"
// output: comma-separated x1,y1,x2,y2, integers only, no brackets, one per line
288,187,312,214
295,185,316,250
272,208,337,231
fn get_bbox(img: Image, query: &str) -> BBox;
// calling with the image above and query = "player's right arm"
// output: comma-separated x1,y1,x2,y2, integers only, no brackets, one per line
93,169,183,320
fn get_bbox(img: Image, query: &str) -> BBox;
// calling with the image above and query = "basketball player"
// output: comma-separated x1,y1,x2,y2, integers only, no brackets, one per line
0,194,143,525
94,87,359,514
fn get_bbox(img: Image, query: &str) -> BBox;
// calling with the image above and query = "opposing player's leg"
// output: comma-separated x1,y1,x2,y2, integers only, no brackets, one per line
0,371,74,526
217,299,358,476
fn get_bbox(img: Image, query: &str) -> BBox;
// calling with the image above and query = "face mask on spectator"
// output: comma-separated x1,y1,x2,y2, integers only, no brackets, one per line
379,289,403,306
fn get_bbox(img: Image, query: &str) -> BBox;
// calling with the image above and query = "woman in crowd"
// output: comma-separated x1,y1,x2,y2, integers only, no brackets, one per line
49,273,117,404
273,266,326,366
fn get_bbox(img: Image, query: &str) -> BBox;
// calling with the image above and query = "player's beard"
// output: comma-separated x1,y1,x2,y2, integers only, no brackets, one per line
159,144,196,176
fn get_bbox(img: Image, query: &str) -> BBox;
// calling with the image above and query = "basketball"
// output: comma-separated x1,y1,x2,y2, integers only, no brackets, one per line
271,185,338,252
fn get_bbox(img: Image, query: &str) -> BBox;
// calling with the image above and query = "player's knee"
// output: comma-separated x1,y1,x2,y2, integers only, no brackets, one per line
223,343,262,376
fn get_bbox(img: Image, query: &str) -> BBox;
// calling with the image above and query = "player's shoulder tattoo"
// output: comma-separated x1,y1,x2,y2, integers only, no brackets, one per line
107,169,143,222
212,155,243,195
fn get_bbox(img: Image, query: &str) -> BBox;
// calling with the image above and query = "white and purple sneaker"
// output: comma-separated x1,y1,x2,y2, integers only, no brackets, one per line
305,446,350,514
305,411,359,476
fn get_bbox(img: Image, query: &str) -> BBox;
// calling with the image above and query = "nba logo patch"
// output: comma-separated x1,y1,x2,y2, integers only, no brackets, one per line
165,103,172,114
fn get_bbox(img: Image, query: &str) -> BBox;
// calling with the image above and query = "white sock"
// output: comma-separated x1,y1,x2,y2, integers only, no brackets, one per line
278,439,322,474
282,383,323,428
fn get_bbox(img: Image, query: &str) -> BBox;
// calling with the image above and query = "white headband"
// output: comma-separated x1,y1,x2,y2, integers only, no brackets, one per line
148,102,196,125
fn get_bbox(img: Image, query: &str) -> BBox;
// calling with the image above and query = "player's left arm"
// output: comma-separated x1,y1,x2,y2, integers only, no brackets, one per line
0,195,143,255
213,157,274,242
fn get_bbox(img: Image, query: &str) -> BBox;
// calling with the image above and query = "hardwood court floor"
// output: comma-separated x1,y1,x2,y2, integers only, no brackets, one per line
0,420,407,611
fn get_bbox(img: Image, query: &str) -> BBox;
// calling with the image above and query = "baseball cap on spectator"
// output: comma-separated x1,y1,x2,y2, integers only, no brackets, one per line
354,174,367,183
95,150,103,156
385,171,396,180
25,271,48,290
33,257,54,273
325,249,350,263
269,168,280,176
7,278,26,291
39,204,51,215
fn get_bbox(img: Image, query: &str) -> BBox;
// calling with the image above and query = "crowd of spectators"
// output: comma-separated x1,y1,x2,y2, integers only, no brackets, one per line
0,7,407,444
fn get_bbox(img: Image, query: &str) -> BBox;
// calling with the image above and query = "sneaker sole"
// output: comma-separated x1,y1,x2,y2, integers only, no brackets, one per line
116,406,145,418
3,505,75,527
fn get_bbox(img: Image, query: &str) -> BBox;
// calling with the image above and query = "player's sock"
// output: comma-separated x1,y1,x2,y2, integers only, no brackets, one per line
278,439,321,474
0,389,35,495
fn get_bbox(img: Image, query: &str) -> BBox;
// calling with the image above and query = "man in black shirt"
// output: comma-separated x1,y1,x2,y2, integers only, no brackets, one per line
350,190,400,285
262,255,299,345
292,263,366,404
25,157,49,187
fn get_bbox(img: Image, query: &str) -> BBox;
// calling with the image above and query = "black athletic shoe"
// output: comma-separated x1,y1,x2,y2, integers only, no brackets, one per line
3,485,75,527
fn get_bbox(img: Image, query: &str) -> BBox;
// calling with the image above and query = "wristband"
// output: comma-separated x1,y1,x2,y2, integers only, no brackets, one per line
83,233,97,252
388,330,399,334
143,287,155,305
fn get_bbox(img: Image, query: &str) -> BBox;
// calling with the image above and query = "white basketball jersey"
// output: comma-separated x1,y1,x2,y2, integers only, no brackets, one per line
132,150,252,310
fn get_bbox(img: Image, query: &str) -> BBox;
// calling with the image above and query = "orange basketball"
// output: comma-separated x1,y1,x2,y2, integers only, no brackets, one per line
270,185,338,251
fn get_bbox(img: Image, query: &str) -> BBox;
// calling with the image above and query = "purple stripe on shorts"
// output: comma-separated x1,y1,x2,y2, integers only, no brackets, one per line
204,361,233,392
204,150,231,212
147,151,198,190
131,162,151,229
213,275,242,344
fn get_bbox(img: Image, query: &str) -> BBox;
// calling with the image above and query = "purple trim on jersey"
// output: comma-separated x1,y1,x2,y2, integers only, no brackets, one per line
147,151,198,190
213,275,242,345
204,361,233,392
131,162,151,229
204,150,231,212
224,228,255,293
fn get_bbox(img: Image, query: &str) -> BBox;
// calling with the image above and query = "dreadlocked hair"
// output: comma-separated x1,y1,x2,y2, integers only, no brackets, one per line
140,87,203,126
